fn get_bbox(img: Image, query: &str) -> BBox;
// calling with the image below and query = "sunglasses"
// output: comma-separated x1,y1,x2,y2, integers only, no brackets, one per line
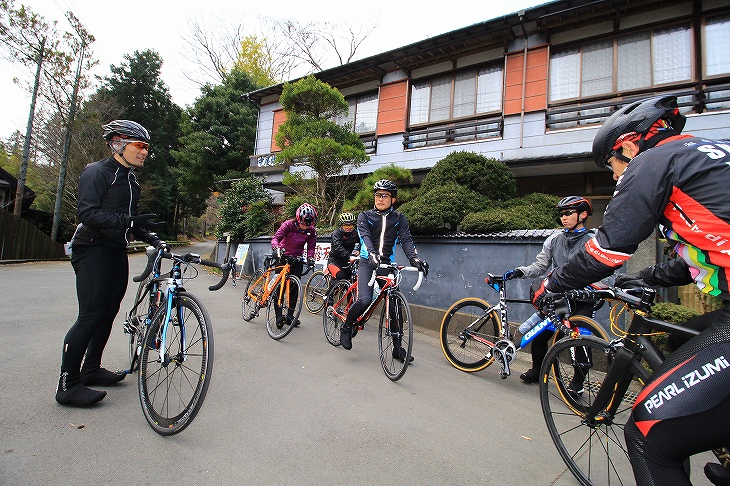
126,141,150,151
560,210,578,217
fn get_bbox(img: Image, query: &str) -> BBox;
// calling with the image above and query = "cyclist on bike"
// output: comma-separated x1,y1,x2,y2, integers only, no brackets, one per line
326,212,360,304
56,120,163,407
531,95,730,486
339,180,429,360
271,203,317,328
503,196,599,390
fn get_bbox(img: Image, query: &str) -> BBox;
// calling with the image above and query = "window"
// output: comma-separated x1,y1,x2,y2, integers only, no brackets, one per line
706,15,730,77
335,92,378,134
408,64,504,125
549,24,693,102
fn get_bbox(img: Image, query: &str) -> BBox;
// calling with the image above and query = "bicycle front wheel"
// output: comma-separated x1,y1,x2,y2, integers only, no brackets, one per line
540,335,648,486
304,271,329,314
266,275,302,340
139,292,214,436
379,291,413,381
242,269,265,321
440,298,501,372
323,279,352,346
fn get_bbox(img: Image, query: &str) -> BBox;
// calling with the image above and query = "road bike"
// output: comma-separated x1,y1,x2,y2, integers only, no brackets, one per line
241,253,312,340
323,262,424,381
303,258,358,314
123,245,233,435
539,286,730,486
440,273,609,378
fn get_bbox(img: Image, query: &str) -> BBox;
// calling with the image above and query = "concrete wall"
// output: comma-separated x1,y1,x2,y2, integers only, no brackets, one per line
216,233,617,332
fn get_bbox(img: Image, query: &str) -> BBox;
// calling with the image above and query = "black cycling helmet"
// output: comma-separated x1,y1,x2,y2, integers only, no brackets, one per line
339,212,356,225
373,179,398,197
592,95,685,169
557,196,592,216
102,120,150,143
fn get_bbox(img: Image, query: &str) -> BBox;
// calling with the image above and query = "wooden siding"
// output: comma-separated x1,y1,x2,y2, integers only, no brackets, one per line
376,80,408,136
0,210,65,261
504,46,549,116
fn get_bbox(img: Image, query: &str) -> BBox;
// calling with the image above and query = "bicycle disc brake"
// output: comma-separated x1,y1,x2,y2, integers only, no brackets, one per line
493,339,517,379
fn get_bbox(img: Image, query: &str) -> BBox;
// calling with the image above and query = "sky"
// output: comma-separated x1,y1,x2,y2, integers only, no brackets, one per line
1,0,547,139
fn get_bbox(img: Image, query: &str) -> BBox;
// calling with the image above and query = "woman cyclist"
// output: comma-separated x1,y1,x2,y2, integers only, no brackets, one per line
271,203,317,328
531,96,730,485
326,212,359,304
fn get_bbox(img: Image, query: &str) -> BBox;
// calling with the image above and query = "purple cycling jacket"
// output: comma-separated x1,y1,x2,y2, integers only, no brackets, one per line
271,218,316,258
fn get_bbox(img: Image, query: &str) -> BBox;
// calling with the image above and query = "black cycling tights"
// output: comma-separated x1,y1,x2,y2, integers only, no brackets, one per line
626,306,730,486
61,245,129,381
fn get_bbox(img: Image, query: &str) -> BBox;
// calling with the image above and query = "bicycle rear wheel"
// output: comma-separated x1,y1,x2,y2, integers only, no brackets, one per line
266,275,302,340
139,292,213,436
379,291,413,381
126,278,152,373
242,269,265,321
540,335,648,486
440,298,501,372
323,279,352,346
304,271,329,314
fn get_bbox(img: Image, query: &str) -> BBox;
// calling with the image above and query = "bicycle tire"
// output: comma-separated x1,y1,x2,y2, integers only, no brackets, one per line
266,274,302,340
323,279,352,346
242,269,265,321
440,298,501,372
540,335,648,486
379,291,413,381
139,291,214,436
304,271,329,314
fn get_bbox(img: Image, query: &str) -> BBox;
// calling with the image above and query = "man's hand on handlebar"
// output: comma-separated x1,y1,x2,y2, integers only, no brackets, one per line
409,258,429,277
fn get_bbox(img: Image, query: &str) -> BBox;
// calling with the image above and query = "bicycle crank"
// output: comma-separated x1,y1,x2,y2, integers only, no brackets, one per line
493,339,517,379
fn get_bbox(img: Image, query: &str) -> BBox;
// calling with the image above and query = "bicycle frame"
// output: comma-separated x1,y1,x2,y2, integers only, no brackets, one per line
249,260,294,306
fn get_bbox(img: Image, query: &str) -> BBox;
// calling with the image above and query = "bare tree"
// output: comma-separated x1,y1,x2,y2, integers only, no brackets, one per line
180,17,246,85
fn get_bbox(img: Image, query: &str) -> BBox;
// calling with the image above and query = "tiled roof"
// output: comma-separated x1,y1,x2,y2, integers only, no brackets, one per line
413,229,559,239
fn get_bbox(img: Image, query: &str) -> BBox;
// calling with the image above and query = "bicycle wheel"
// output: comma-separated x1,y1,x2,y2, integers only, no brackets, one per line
139,291,214,436
379,291,413,381
266,275,302,340
540,335,649,486
548,315,610,410
304,271,329,314
440,298,501,372
242,269,265,321
323,279,352,346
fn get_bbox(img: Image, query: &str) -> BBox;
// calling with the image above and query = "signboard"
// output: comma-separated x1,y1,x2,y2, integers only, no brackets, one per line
234,243,250,270
312,242,331,267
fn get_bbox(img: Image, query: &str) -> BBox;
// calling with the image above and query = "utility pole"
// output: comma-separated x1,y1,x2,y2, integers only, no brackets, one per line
14,36,45,217
51,41,85,241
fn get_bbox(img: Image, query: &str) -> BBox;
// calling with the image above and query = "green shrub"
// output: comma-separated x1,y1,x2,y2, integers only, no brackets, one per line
420,151,516,199
215,178,273,239
399,183,489,234
651,302,701,324
459,193,560,233
343,165,414,212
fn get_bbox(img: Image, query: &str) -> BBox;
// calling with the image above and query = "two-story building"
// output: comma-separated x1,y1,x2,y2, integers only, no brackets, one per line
248,0,730,227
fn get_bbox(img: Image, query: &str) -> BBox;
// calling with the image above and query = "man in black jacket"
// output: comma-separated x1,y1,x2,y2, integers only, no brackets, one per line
56,120,163,407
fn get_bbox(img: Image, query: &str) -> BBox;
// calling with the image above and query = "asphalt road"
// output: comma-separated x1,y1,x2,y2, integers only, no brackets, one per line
0,240,714,485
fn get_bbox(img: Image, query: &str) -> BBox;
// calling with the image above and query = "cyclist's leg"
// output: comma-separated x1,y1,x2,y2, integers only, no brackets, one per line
567,305,599,393
626,316,730,486
286,261,305,325
522,329,552,383
340,261,374,350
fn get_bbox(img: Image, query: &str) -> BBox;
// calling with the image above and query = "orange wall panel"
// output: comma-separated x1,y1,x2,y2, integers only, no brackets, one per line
377,80,408,136
504,46,548,115
270,109,287,153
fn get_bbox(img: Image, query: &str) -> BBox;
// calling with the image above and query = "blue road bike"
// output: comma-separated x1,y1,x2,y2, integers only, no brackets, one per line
439,273,609,378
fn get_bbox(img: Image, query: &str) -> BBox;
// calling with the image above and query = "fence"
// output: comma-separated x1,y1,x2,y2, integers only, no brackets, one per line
0,210,66,261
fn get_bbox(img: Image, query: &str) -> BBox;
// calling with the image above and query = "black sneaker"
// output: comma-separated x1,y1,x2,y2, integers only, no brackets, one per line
520,368,539,384
705,462,730,485
276,315,287,330
340,325,353,350
81,367,126,386
392,346,414,363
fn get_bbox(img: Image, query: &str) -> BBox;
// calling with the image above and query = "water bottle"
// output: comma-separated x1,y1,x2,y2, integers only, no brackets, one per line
372,280,380,302
518,312,544,334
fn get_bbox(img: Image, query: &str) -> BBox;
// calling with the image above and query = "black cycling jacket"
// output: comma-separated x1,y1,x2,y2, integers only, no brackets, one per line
356,207,418,263
328,228,359,266
70,157,159,248
551,135,730,300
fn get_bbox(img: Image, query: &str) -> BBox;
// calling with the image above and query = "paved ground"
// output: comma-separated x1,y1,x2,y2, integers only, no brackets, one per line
0,240,715,485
